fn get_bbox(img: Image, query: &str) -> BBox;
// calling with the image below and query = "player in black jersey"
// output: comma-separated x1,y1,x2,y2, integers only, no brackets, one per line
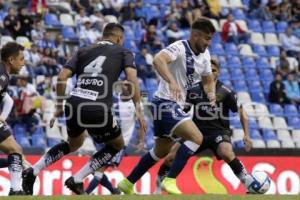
22,23,147,195
0,42,26,195
155,58,252,193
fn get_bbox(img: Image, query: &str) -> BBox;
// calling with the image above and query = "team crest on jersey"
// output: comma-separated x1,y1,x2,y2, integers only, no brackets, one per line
216,93,224,102
215,135,223,143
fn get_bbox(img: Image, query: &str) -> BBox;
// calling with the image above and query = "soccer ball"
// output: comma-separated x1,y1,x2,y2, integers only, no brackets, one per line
245,171,271,194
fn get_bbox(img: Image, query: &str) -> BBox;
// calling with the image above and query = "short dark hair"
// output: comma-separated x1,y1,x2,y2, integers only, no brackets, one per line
1,42,24,62
103,23,125,38
191,17,216,34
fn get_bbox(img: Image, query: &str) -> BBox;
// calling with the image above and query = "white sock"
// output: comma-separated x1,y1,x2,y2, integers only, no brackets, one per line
73,161,94,183
8,154,23,191
33,157,47,176
238,169,248,184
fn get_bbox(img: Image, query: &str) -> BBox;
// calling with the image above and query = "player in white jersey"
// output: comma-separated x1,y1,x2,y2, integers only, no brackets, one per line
85,81,142,195
118,18,216,195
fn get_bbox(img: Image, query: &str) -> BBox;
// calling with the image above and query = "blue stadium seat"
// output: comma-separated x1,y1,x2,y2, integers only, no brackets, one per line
250,129,262,140
248,19,262,32
219,56,228,68
222,80,232,89
62,27,79,42
262,129,277,141
13,124,26,136
284,104,298,116
252,44,268,57
249,118,258,129
48,138,61,148
146,6,161,22
124,28,135,40
230,68,244,80
32,134,46,148
17,137,31,148
256,57,270,68
138,78,147,91
262,80,272,93
227,56,242,68
262,21,276,33
44,13,62,28
210,43,225,56
212,33,222,45
287,117,300,129
259,69,274,82
245,69,259,81
250,91,266,103
145,78,158,89
276,21,288,33
0,11,7,21
219,68,230,81
269,104,284,116
224,43,239,56
124,40,138,52
233,80,248,92
248,80,263,92
267,45,280,57
144,0,158,4
234,140,245,149
242,57,256,68
232,9,246,20
221,7,230,17
161,0,171,4
230,117,242,128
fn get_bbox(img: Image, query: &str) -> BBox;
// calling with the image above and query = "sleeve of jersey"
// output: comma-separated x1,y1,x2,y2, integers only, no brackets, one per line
227,91,239,113
161,41,182,62
123,50,136,69
201,49,212,76
63,51,79,73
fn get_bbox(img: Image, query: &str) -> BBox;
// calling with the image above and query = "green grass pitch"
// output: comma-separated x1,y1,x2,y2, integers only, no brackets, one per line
1,195,299,200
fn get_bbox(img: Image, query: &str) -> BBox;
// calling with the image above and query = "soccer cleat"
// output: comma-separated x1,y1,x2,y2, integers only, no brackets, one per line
111,188,121,195
8,189,26,196
22,167,36,195
65,177,84,195
117,178,135,194
161,177,182,195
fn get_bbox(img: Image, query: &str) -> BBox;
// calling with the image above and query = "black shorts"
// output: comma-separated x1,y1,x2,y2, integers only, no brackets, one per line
0,123,12,143
196,131,231,160
179,130,231,160
64,105,121,143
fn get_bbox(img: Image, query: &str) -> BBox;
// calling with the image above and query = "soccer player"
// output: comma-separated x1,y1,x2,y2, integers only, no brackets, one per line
85,81,142,195
0,42,26,195
155,58,252,194
22,23,146,195
118,17,216,195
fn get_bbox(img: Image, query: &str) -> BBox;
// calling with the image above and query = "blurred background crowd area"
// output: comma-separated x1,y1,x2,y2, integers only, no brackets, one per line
0,0,300,155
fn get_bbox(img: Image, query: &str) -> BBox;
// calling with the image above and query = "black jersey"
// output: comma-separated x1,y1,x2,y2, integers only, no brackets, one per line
186,80,239,134
0,63,9,102
64,41,135,111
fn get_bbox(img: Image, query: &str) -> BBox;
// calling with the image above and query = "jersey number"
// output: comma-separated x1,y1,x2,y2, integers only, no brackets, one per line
84,55,106,76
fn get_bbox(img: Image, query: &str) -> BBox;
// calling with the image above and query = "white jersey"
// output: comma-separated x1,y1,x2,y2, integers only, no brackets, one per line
155,40,212,104
113,96,136,146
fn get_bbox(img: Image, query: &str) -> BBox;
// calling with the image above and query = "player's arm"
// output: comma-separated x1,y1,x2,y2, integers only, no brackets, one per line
239,106,252,152
202,74,216,106
0,93,14,123
153,51,182,101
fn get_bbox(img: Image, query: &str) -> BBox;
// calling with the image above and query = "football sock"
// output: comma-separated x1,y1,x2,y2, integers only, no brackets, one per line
8,153,23,191
228,157,248,183
33,141,70,176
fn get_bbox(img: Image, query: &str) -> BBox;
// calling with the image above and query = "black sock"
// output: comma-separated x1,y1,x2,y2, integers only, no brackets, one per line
90,146,119,171
33,141,70,175
167,144,194,178
127,151,159,183
0,158,8,168
157,163,170,181
100,174,115,194
228,157,247,183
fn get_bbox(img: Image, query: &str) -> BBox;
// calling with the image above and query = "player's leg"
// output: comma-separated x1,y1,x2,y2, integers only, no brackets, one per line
216,142,248,184
22,132,86,195
161,119,203,194
155,142,180,194
66,131,124,195
0,133,24,195
118,137,173,194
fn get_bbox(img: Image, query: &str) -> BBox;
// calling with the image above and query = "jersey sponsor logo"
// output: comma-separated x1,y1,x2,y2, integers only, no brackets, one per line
77,78,104,87
215,135,223,143
70,88,99,101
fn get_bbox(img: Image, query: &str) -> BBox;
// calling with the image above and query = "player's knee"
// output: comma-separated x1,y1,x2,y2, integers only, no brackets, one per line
218,144,235,163
68,140,83,152
192,133,203,145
